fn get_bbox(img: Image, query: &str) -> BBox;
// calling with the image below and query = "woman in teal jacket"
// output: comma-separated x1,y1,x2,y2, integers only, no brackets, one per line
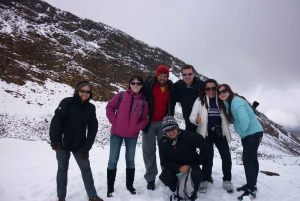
217,84,263,200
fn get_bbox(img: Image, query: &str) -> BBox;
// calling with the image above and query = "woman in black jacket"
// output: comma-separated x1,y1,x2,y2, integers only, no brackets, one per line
49,81,103,201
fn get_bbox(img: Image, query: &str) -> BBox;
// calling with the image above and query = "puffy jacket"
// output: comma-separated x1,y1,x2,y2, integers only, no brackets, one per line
189,95,232,143
142,76,176,133
224,96,263,139
158,130,206,172
106,88,149,138
49,94,98,153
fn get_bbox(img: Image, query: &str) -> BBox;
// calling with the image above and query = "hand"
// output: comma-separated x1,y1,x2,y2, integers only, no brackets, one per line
196,113,201,124
79,150,89,160
179,165,190,173
51,142,61,150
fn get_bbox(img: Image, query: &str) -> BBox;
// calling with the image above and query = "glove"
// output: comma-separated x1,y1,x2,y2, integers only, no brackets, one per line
51,142,61,150
79,150,89,160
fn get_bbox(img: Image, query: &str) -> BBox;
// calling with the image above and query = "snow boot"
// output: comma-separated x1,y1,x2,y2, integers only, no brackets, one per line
223,181,234,193
237,188,256,200
237,184,257,192
126,168,137,194
107,168,117,197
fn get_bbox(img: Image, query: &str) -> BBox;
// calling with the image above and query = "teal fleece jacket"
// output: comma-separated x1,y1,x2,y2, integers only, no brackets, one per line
224,96,263,139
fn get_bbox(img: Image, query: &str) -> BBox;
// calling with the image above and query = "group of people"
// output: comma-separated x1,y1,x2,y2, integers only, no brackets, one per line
49,65,264,201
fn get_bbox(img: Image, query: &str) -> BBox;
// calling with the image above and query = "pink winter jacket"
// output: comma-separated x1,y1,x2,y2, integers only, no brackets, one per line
106,89,149,138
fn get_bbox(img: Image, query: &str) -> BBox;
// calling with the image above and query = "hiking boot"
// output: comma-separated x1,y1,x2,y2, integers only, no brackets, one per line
89,195,104,201
58,199,65,201
147,181,155,190
223,181,234,193
237,188,256,200
199,181,209,193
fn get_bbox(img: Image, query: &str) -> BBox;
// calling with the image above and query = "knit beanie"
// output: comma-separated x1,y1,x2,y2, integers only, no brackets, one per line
162,115,179,132
156,65,169,77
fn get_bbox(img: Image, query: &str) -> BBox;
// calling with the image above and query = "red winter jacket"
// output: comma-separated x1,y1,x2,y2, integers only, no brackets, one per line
106,88,149,138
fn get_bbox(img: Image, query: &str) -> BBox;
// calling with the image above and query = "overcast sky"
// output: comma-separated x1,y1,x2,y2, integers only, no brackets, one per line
43,0,300,131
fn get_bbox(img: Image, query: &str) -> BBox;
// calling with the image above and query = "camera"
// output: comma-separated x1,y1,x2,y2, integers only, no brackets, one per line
211,125,222,137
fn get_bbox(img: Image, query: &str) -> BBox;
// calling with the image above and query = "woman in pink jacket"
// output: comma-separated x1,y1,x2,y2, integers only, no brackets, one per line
105,75,149,197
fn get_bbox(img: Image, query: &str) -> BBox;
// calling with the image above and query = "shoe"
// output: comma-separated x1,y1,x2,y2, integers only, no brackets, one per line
223,181,234,193
199,181,209,193
89,195,104,201
126,168,137,194
237,188,256,201
58,199,65,201
147,181,155,190
237,184,257,192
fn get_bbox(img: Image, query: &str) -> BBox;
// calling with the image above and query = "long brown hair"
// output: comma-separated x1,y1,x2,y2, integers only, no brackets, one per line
217,84,253,123
198,79,218,106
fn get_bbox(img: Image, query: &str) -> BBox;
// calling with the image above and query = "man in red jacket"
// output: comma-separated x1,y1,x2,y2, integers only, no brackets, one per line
142,65,176,190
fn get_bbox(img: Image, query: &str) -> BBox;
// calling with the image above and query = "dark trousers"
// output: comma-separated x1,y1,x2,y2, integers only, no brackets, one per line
159,163,203,192
241,131,263,191
184,117,197,132
202,130,232,182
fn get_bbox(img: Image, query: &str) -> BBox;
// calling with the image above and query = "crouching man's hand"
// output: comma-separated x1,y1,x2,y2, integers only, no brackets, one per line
179,165,190,173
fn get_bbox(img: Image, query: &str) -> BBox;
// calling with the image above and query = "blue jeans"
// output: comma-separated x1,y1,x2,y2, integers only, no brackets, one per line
56,149,97,198
241,131,263,191
107,133,138,170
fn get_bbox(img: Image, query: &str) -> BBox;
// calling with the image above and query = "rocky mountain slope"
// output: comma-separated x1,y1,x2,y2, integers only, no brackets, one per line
1,0,300,161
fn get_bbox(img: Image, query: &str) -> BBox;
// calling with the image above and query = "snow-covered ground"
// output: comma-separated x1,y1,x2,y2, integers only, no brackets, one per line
1,138,299,201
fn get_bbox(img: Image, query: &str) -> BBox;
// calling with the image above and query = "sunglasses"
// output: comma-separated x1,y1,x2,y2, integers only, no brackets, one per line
130,81,142,86
205,87,217,91
79,89,91,94
182,73,193,77
165,126,177,133
217,89,228,95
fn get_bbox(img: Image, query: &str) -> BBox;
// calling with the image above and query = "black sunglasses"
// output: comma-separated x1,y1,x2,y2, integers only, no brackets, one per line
205,87,217,91
182,73,193,77
217,89,228,95
79,89,91,94
130,81,142,86
165,126,177,133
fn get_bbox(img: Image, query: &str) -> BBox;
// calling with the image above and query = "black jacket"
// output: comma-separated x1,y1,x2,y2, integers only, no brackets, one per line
173,77,204,120
158,130,206,172
49,94,98,152
142,76,176,133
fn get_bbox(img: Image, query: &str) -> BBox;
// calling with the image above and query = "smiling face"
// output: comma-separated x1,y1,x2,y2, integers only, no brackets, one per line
218,86,229,101
157,74,168,86
205,82,217,98
165,126,179,139
130,78,143,94
78,85,91,102
182,68,195,86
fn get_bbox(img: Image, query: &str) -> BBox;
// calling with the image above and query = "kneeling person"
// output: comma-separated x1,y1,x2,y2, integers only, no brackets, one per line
158,116,206,200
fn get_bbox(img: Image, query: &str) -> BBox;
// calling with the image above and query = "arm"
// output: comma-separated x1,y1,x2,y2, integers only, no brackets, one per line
81,104,98,153
235,105,250,133
189,99,202,125
49,98,70,146
105,93,119,124
137,101,150,130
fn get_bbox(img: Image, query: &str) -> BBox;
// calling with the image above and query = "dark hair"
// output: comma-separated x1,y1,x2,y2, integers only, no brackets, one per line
198,79,218,105
74,80,93,100
181,64,196,74
217,84,253,123
128,75,144,93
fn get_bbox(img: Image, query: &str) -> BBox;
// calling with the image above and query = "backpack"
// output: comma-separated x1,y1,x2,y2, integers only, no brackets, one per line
116,91,146,110
173,168,195,200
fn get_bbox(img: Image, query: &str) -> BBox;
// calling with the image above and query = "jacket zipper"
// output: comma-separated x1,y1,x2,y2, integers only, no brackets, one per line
62,133,65,146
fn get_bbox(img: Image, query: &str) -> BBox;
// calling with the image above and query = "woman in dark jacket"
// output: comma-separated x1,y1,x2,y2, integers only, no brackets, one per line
49,81,103,201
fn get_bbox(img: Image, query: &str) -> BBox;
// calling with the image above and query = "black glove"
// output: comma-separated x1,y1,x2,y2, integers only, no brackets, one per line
51,142,61,151
79,150,89,160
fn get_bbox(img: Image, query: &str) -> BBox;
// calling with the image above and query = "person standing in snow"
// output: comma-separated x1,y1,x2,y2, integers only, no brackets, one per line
141,65,176,191
217,84,263,200
173,65,205,132
189,79,233,193
158,115,206,201
49,80,103,201
106,75,149,197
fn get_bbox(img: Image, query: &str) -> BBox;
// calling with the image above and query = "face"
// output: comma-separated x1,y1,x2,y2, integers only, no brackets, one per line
218,86,229,101
130,78,143,94
182,68,195,86
78,85,91,102
205,82,217,98
165,126,178,139
157,74,168,86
